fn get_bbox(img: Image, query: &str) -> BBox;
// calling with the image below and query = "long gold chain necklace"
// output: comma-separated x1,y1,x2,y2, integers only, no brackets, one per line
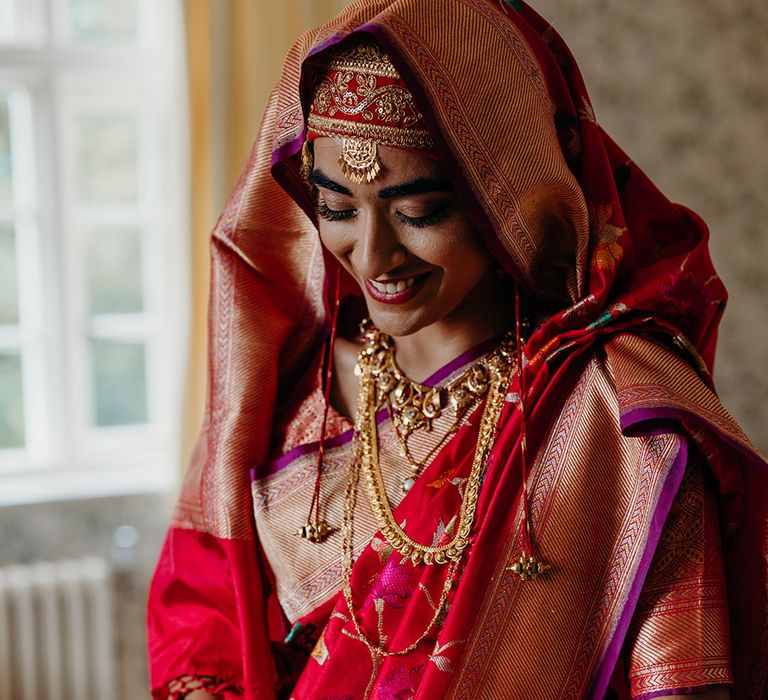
340,325,514,659
341,437,459,658
353,323,516,566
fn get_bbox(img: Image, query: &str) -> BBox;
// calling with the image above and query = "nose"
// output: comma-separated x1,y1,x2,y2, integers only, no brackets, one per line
356,209,407,278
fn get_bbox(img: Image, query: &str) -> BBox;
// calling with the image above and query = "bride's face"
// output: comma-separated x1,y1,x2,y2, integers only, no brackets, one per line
311,138,496,338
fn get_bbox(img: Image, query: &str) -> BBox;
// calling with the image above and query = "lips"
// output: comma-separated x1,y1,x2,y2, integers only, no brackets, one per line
365,272,430,305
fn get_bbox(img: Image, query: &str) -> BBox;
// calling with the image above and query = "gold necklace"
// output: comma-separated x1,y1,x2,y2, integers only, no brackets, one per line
386,402,462,493
339,329,514,659
359,323,515,492
341,438,459,658
354,324,516,566
358,323,510,436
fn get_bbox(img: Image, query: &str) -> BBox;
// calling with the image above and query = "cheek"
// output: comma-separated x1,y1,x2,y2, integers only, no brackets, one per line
427,226,493,278
318,224,348,260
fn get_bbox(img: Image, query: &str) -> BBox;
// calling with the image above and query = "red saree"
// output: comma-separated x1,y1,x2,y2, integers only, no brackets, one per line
147,1,768,698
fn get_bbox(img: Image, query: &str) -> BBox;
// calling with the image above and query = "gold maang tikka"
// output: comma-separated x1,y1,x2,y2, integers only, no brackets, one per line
303,37,434,184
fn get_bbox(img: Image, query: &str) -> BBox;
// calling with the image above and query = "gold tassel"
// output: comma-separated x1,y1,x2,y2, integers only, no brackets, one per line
300,139,314,182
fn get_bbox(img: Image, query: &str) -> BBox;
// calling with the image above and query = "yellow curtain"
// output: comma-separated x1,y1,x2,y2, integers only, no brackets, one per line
181,0,351,468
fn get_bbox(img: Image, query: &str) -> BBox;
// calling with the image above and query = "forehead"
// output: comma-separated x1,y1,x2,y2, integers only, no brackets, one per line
312,138,447,189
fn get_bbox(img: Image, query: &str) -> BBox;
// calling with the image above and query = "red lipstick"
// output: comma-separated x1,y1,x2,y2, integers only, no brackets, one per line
364,273,429,305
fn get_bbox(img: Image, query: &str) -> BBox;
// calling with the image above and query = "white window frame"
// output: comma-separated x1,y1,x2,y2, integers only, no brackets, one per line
0,0,189,505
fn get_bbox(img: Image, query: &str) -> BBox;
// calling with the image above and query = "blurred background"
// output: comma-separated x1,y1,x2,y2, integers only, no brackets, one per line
0,0,765,698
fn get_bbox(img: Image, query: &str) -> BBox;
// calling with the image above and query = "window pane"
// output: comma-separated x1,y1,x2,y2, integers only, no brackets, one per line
0,0,45,45
86,226,143,314
68,0,138,43
75,112,139,204
0,2,10,42
0,352,25,448
0,96,12,204
91,339,147,426
0,223,19,323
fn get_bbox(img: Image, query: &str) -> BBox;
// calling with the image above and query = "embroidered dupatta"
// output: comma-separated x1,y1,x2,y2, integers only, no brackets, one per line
147,1,768,698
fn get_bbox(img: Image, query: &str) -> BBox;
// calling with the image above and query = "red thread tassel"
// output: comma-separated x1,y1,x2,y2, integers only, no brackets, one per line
514,280,533,557
300,264,342,543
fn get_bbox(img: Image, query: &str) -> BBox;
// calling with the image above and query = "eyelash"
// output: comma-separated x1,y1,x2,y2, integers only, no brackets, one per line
315,201,450,229
316,201,355,222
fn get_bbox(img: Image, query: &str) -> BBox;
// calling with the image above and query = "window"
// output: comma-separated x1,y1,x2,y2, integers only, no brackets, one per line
0,0,188,503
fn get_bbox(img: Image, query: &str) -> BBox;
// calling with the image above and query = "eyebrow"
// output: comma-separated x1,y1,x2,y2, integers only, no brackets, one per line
310,169,452,199
310,170,353,195
377,177,452,199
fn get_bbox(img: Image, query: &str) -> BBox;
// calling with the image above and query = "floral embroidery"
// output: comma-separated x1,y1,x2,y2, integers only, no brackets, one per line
366,558,413,610
432,516,457,547
562,294,598,320
661,268,717,337
371,534,395,564
156,675,242,699
579,97,597,124
427,466,458,489
591,202,626,272
376,663,425,700
585,303,630,332
312,633,330,666
427,465,468,497
429,639,466,673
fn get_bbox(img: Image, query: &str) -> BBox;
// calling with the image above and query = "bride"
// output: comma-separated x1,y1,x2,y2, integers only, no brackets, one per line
148,2,767,698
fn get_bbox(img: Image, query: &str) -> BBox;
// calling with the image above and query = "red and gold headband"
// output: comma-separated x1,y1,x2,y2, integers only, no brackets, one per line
304,38,434,183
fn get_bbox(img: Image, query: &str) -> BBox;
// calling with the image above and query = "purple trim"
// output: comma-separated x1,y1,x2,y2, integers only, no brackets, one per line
271,131,304,169
252,427,353,481
307,32,348,59
622,405,767,470
620,406,689,435
421,336,500,387
252,408,390,480
635,684,732,700
587,435,688,700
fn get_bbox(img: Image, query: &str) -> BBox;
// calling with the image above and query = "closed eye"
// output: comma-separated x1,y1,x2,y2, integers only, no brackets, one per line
395,205,451,229
316,200,356,222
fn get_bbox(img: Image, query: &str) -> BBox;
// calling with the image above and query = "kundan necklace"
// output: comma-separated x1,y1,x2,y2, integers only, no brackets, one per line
359,322,514,494
352,322,517,566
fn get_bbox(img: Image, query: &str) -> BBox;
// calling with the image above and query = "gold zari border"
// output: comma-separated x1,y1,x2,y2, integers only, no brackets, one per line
321,43,401,79
308,114,434,151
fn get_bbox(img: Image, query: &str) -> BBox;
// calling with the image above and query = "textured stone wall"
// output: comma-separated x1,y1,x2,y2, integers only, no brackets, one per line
530,0,768,454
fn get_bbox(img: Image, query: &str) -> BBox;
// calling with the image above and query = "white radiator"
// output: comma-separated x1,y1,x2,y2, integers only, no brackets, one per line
0,558,114,700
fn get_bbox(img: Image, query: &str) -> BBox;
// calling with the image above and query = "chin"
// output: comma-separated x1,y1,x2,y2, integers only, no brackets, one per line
366,305,431,338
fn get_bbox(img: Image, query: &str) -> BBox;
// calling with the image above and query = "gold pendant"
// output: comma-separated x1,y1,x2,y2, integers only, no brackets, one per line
506,554,550,581
296,520,334,543
339,137,380,183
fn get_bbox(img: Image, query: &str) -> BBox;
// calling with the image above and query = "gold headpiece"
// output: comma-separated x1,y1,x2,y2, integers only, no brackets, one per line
305,38,434,183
